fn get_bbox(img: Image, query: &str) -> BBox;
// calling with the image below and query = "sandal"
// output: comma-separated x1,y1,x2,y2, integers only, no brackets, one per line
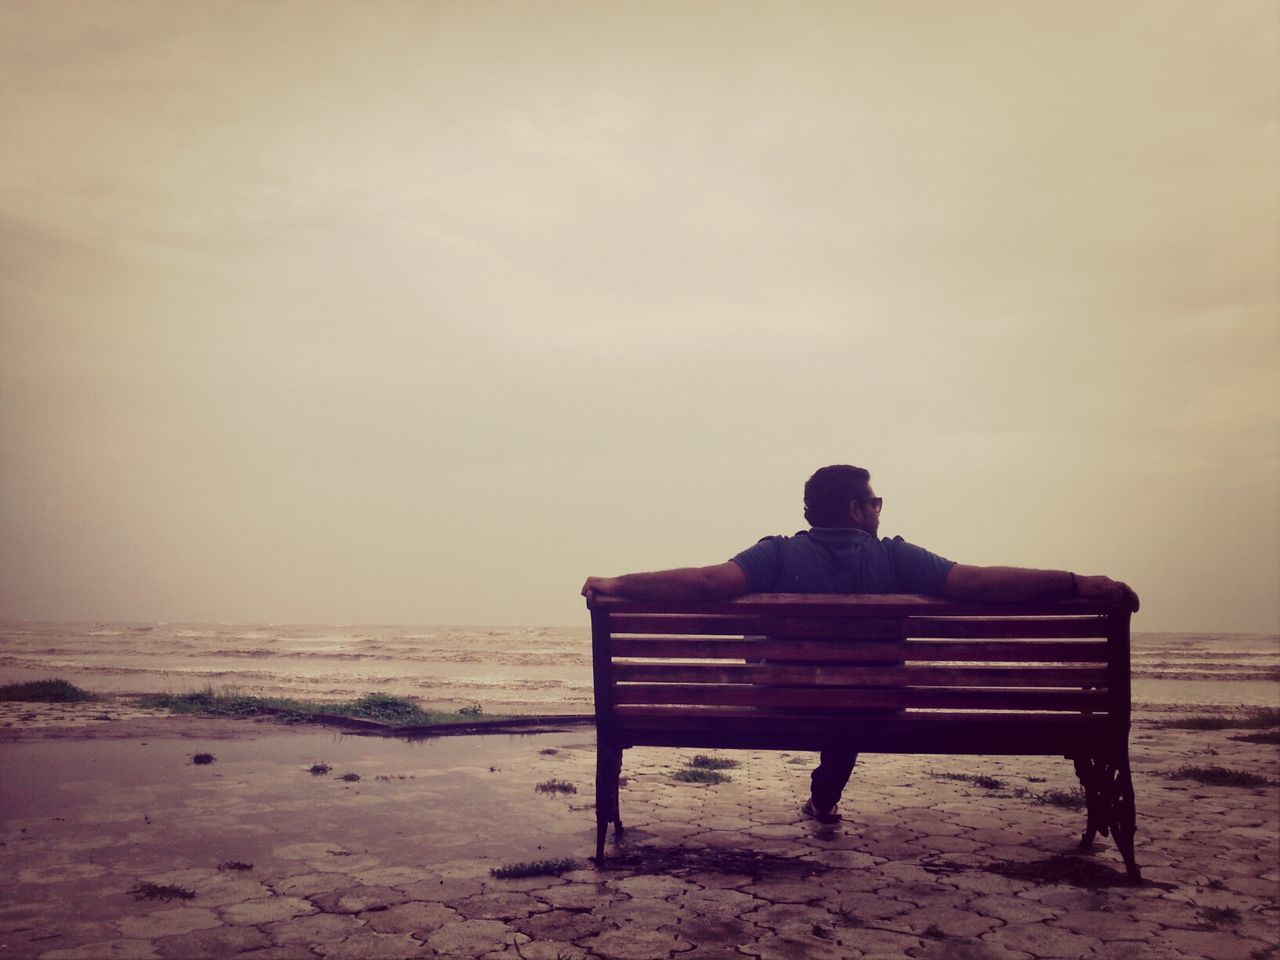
801,798,842,824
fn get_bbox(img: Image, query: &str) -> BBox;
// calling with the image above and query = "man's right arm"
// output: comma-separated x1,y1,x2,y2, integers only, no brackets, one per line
942,563,1139,611
581,561,748,603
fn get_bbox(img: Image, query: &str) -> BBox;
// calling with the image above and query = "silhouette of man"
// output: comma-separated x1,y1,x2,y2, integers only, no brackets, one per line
581,464,1139,822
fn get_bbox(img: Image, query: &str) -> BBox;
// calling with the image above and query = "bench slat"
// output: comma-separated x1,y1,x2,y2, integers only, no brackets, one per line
614,703,1115,723
609,706,1116,753
611,638,1110,662
904,617,1109,639
597,594,1121,616
612,663,1108,687
611,615,907,637
611,614,1108,638
612,683,1110,712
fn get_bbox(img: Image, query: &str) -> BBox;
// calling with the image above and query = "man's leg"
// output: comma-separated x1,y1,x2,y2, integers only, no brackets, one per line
810,749,857,813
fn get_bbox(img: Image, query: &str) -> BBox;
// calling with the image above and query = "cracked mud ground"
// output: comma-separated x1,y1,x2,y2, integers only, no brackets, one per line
1,704,1276,959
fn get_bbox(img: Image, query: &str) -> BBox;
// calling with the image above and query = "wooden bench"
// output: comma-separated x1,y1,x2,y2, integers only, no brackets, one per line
589,593,1140,880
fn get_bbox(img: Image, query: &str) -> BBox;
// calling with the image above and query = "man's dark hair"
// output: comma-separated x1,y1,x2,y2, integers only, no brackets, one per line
803,464,872,527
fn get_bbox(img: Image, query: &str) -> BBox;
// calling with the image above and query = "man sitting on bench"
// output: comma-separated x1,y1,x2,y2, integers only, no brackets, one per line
581,463,1140,824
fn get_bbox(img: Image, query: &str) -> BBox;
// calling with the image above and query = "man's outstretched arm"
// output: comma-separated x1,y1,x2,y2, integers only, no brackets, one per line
943,564,1139,611
581,561,748,603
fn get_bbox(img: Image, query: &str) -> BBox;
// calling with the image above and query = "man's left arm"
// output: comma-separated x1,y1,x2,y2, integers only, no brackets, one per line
581,561,749,603
943,564,1139,611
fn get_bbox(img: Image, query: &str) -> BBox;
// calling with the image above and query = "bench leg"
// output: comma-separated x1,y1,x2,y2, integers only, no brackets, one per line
595,746,623,862
1072,753,1141,881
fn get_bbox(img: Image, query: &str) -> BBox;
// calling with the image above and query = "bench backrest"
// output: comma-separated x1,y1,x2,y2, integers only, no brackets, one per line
590,594,1132,756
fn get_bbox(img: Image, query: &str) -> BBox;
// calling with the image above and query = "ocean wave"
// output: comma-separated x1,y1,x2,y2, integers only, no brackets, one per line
1133,668,1280,682
3,623,1275,712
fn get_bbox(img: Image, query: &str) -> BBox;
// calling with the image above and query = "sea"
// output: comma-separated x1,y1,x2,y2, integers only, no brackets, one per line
0,623,1277,718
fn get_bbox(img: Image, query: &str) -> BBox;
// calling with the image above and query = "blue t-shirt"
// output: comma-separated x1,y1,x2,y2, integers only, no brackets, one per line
731,528,954,596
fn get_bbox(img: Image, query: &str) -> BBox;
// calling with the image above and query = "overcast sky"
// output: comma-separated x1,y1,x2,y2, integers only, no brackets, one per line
2,1,1277,632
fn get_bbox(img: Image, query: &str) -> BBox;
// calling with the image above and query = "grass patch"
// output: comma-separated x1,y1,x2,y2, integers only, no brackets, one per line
672,768,732,784
1159,707,1280,731
999,785,1089,809
0,679,96,703
535,779,577,795
688,754,740,770
338,773,361,782
1027,787,1087,809
308,762,332,775
138,687,508,728
672,755,737,784
1197,905,1242,927
218,861,252,871
190,753,216,765
490,857,576,879
131,882,195,901
833,906,864,928
1232,730,1280,745
929,770,1006,790
1167,765,1274,787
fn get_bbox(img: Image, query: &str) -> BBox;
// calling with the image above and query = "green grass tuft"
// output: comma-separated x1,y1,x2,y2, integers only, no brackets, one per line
138,686,508,728
1197,905,1242,927
673,768,731,784
490,857,576,879
1159,707,1280,731
1232,730,1280,745
1028,787,1087,810
0,679,96,703
535,779,577,795
131,882,195,901
1168,765,1274,788
688,754,740,770
929,771,1006,790
1160,715,1236,730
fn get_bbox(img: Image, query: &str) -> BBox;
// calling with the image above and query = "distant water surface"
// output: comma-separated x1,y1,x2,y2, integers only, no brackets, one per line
0,623,1275,716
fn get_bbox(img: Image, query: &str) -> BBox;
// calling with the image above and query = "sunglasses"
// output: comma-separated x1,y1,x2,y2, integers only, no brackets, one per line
856,497,884,511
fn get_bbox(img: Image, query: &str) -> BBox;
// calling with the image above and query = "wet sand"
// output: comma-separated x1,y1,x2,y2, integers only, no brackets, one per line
1,700,1277,959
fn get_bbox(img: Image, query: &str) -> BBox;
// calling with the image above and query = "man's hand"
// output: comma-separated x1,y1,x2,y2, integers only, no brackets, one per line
580,562,748,603
581,577,621,601
1075,575,1141,612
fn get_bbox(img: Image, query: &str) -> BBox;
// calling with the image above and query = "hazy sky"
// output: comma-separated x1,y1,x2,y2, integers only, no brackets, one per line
2,1,1277,631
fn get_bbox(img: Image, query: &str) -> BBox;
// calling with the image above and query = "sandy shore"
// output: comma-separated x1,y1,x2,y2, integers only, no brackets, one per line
1,700,1276,959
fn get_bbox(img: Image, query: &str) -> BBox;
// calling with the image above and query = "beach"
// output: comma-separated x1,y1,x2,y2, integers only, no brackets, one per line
1,626,1277,958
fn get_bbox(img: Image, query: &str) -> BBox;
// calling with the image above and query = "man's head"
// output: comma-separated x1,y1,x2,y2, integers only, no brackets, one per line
803,464,881,535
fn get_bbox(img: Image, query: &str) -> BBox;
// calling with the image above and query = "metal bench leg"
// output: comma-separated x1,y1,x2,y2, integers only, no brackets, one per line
1072,753,1141,881
595,746,623,862
612,752,625,839
1111,757,1140,882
